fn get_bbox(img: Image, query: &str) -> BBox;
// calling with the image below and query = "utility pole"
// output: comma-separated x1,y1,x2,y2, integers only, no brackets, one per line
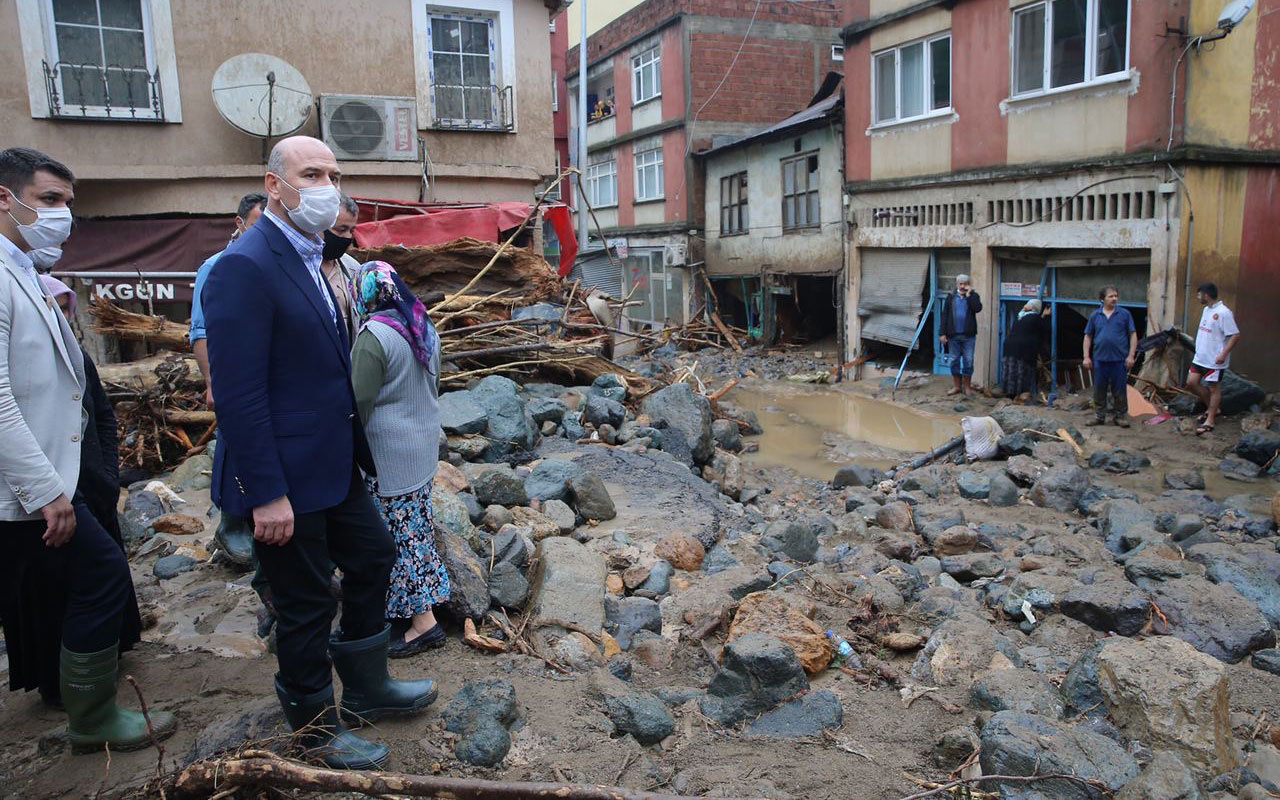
577,0,588,252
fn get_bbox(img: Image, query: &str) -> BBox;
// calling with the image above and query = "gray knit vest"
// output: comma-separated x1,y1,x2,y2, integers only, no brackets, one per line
363,321,440,496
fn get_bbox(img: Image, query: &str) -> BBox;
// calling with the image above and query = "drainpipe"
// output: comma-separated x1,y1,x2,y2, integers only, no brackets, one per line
577,0,589,252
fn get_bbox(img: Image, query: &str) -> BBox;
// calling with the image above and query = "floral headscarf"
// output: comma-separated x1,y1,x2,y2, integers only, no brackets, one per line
350,261,438,374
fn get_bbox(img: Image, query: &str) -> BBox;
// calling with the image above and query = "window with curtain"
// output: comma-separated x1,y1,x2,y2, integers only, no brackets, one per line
1012,0,1129,96
871,32,951,125
635,146,664,201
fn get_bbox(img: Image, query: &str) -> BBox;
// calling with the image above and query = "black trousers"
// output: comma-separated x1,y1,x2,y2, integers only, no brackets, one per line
254,471,395,695
0,503,134,693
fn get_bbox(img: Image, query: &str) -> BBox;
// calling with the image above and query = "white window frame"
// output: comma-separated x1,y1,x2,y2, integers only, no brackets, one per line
552,70,558,111
15,0,182,121
586,157,617,209
871,32,951,127
1010,0,1131,99
831,44,845,62
634,146,664,202
631,46,661,105
413,0,517,131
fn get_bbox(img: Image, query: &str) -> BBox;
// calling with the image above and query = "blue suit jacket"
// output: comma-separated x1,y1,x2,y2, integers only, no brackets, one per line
203,218,372,517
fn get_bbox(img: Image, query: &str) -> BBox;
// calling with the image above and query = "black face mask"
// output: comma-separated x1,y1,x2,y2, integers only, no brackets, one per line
323,230,353,261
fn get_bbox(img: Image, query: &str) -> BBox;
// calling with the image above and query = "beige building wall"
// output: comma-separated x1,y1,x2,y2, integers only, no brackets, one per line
0,0,558,216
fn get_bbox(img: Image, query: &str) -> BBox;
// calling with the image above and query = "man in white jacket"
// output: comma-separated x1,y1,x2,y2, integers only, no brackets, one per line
0,147,175,752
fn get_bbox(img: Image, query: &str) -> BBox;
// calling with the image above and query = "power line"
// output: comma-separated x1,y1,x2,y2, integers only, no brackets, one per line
686,0,764,156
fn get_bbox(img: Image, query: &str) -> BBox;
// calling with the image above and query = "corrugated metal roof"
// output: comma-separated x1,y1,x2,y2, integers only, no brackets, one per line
700,92,843,157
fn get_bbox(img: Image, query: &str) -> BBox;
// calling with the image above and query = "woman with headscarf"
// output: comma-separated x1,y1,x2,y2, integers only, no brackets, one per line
349,262,452,658
1001,298,1050,404
10,277,143,708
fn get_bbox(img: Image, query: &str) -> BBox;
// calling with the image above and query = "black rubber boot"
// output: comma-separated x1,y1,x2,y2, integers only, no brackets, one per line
61,644,177,754
330,625,437,727
275,678,389,770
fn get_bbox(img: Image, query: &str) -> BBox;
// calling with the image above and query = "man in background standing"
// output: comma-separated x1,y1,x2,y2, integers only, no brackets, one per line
1186,282,1240,436
190,193,267,410
939,273,982,396
1082,286,1137,428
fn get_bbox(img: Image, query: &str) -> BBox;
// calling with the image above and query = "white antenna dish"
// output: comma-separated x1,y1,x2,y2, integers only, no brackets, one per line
212,53,313,138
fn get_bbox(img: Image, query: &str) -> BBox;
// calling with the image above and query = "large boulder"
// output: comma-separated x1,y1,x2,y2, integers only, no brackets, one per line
700,634,809,726
833,463,886,489
1097,636,1237,776
1186,542,1280,627
1088,449,1152,475
583,395,626,429
911,613,1021,687
1149,576,1275,662
469,375,538,461
604,596,661,649
970,668,1065,717
466,464,529,507
979,711,1139,800
443,679,519,767
437,527,490,621
529,537,607,637
524,459,585,503
1115,751,1204,800
746,690,843,739
1030,464,1090,513
439,390,489,435
1236,430,1280,468
569,470,616,522
1061,580,1150,636
1168,369,1265,417
725,591,833,676
641,383,714,466
587,669,674,745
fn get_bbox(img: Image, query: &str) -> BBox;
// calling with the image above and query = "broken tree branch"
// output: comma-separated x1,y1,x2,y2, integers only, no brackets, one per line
896,772,1112,800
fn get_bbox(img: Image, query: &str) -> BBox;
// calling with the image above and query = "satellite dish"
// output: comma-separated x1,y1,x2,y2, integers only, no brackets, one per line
212,53,313,138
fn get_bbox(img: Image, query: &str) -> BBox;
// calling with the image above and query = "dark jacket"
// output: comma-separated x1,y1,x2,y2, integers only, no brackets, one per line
77,353,121,541
203,216,375,517
940,291,983,338
1003,313,1047,364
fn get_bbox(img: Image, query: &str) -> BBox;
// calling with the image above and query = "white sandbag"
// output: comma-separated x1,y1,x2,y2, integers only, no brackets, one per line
961,416,1004,461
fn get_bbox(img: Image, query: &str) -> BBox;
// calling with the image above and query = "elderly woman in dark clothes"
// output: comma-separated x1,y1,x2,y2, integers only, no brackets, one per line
1001,298,1050,404
4,276,143,708
349,262,452,658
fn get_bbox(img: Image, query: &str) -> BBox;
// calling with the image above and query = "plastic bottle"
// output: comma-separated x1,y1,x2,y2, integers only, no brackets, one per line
826,630,855,664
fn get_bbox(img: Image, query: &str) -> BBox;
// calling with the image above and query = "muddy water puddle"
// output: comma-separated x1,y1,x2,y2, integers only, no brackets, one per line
728,381,961,481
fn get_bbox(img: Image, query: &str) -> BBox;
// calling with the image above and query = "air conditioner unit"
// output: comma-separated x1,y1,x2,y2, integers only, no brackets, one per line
319,94,418,161
663,242,687,267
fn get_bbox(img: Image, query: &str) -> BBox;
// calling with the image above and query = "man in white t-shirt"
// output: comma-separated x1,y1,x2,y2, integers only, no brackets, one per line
1186,282,1241,435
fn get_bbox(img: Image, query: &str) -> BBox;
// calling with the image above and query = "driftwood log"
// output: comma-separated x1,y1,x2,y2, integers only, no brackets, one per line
168,751,739,800
89,299,190,351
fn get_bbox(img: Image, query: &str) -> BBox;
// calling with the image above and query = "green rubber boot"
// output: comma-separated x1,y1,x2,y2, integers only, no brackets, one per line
60,644,177,754
331,625,437,727
275,678,390,770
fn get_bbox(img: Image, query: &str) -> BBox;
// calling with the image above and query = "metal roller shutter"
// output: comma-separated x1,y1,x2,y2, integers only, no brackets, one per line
859,248,930,347
570,251,624,300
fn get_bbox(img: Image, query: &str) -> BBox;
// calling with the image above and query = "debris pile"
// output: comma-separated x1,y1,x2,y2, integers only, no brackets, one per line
100,352,213,473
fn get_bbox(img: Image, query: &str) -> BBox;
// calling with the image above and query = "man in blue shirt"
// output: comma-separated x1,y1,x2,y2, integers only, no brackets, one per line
1082,285,1137,427
190,193,266,409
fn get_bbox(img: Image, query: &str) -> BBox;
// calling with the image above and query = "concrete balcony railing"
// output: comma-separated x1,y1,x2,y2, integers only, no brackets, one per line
586,112,616,148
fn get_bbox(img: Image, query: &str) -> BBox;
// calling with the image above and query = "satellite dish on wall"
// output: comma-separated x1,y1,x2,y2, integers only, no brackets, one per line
212,53,313,139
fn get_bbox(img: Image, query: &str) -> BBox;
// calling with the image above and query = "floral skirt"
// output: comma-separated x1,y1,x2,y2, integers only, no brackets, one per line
1001,356,1037,398
365,477,452,618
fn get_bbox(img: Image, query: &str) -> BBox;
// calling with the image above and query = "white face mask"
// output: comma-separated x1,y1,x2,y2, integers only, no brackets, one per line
273,175,340,235
30,246,62,269
3,187,73,251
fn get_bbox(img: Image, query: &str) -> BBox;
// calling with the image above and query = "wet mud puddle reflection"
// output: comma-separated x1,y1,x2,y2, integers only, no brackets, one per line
727,381,961,481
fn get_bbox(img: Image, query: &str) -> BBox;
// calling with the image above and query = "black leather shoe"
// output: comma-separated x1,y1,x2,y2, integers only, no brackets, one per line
275,678,389,770
330,626,437,726
388,625,446,659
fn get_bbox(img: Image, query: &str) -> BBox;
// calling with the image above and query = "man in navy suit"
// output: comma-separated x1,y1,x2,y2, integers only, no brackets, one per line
204,136,435,770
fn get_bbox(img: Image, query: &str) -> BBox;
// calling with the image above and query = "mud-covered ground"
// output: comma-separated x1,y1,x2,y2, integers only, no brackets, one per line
1,347,1278,800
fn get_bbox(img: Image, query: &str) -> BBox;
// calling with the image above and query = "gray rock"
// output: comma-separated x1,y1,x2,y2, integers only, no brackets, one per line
717,400,763,435
833,463,886,489
121,489,165,542
1115,751,1204,800
1221,458,1262,481
998,432,1038,458
980,711,1139,799
702,545,739,574
641,383,714,466
153,554,196,579
940,552,1005,581
542,499,576,534
458,492,484,524
957,470,991,499
561,411,587,441
187,698,285,761
530,537,606,636
470,375,538,461
637,561,675,597
1061,580,1150,636
1101,499,1158,541
988,474,1020,507
1236,430,1280,467
764,520,819,563
911,613,1022,687
527,397,569,425
1078,485,1140,516
901,474,940,497
468,464,529,507
1031,465,1091,513
1006,455,1049,486
1000,572,1077,620
1252,649,1280,676
700,634,809,726
482,504,514,531
1165,470,1207,491
524,459,585,503
584,395,626,428
438,528,491,621
746,690,843,739
453,717,511,766
711,419,743,453
170,453,213,491
588,669,674,745
439,390,490,435
488,561,530,609
491,525,530,568
590,374,628,402
1170,514,1205,541
447,434,489,461
1150,575,1275,662
1124,550,1205,587
1089,449,1152,474
433,488,481,549
934,726,981,769
568,470,616,521
1061,643,1108,719
970,668,1065,717
443,679,519,767
875,501,915,532
1167,369,1264,417
1187,543,1280,626
605,596,662,649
